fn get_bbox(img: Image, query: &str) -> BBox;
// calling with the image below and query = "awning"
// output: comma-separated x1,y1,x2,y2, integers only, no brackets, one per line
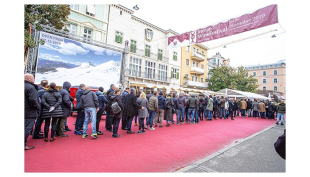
130,83,147,87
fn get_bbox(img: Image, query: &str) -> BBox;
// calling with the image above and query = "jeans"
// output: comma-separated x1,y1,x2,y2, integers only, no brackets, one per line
277,113,285,123
203,106,207,118
267,111,272,119
185,107,189,121
145,110,150,126
75,109,85,131
253,111,258,117
139,118,145,130
83,108,97,135
127,116,134,131
188,108,196,122
219,107,226,119
25,117,36,147
260,112,266,118
112,118,120,136
247,109,252,116
134,116,138,124
34,115,43,136
194,110,199,123
147,110,156,128
178,107,185,122
207,110,213,120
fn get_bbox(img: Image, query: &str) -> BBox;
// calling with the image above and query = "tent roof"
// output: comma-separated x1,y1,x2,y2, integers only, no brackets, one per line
217,89,269,100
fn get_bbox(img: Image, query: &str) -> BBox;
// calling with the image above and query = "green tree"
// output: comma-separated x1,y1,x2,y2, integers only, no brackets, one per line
24,4,71,48
206,65,258,92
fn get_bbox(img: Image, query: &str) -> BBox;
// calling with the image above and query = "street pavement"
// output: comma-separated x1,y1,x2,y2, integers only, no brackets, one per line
176,123,286,173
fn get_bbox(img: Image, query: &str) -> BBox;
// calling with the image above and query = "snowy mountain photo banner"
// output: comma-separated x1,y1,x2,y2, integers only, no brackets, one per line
35,31,122,90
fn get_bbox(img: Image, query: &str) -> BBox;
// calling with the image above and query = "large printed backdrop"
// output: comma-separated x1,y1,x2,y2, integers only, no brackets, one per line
35,32,121,90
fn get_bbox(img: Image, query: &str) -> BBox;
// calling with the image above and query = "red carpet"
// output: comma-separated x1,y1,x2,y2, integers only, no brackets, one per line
25,114,277,172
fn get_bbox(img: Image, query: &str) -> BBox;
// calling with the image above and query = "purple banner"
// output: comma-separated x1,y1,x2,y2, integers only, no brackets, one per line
168,4,278,49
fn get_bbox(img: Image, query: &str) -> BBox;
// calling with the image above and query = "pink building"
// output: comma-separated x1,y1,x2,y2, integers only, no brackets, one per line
245,60,286,98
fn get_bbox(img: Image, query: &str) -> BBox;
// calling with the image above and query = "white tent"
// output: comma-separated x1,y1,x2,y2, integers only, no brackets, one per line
217,88,269,100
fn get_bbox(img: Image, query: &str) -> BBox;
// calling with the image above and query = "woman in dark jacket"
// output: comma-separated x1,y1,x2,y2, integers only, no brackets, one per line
164,93,174,127
111,89,123,138
233,99,239,117
41,83,63,142
198,98,205,121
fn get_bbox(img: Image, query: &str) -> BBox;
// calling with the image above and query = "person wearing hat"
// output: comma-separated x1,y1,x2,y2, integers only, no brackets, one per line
155,92,166,128
95,87,108,135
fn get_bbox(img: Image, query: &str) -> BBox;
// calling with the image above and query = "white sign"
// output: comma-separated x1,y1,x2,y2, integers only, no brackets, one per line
40,32,64,46
145,28,153,41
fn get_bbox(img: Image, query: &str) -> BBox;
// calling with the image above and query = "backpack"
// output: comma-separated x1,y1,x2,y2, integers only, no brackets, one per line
111,96,121,115
199,102,204,110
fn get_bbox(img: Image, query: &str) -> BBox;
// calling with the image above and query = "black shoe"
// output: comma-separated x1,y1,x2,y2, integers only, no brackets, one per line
107,129,113,132
39,130,43,133
65,126,71,131
231,118,235,120
32,135,44,139
121,128,128,130
275,122,279,125
63,129,67,132
112,134,120,138
281,123,284,125
97,132,103,135
127,131,135,134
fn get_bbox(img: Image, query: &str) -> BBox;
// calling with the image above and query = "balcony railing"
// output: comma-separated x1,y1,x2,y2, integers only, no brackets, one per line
184,80,208,88
131,48,169,63
191,52,205,61
126,70,171,83
191,67,204,74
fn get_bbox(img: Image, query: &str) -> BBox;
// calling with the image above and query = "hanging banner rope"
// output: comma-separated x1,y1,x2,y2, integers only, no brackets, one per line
167,4,278,49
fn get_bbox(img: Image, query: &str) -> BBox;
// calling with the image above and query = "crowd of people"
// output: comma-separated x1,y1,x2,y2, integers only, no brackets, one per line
24,74,286,150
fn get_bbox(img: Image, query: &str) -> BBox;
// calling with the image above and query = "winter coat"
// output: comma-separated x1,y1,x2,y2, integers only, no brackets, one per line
267,102,274,112
75,88,85,110
177,94,187,107
228,100,234,110
187,95,198,108
206,98,214,111
157,95,166,110
95,91,108,110
80,90,99,109
148,95,158,111
252,102,260,111
219,99,226,108
265,102,271,112
123,92,142,117
164,97,174,121
213,97,218,108
24,81,40,118
276,103,286,113
259,102,266,112
59,81,71,118
137,98,149,118
204,97,208,107
106,88,115,112
240,100,247,109
121,91,128,107
146,93,153,101
237,100,241,108
172,97,179,110
198,99,205,110
246,101,252,109
110,94,123,119
233,101,239,110
41,89,63,119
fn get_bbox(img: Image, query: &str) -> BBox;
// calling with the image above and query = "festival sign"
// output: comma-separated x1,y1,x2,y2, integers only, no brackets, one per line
167,4,278,49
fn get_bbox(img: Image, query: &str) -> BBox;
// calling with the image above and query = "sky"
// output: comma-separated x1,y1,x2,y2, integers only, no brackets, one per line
120,0,287,67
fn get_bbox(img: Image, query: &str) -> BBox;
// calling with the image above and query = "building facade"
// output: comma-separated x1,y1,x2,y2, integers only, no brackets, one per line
67,4,109,43
106,4,181,95
207,52,230,79
180,44,209,93
245,60,286,98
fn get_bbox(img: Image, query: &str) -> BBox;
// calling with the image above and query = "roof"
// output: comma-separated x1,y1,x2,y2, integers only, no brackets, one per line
243,60,286,68
217,88,269,100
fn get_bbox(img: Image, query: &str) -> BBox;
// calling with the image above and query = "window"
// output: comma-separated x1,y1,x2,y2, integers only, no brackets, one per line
129,57,142,77
185,74,189,79
145,60,155,80
86,4,96,17
120,11,122,15
130,40,136,53
193,47,196,53
70,4,79,11
201,78,204,83
83,28,92,42
158,49,163,60
192,76,195,81
158,64,168,82
171,67,179,79
201,64,204,69
263,86,267,90
274,86,278,91
195,76,198,82
274,70,278,75
262,79,267,84
145,45,151,57
201,51,205,56
246,73,249,77
115,31,123,43
186,59,189,66
186,45,190,52
196,49,199,53
196,62,199,67
262,71,267,76
253,72,256,76
273,78,278,83
193,61,195,67
67,24,77,34
173,52,177,60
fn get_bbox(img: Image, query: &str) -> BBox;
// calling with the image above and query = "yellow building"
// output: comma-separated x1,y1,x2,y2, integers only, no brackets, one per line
180,44,209,93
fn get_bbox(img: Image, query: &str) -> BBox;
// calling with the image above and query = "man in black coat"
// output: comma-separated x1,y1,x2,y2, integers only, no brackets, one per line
121,87,129,130
56,81,71,137
246,99,253,117
106,84,116,132
74,84,85,135
123,88,143,134
32,79,48,139
204,96,208,119
213,96,218,120
265,100,271,119
24,74,40,150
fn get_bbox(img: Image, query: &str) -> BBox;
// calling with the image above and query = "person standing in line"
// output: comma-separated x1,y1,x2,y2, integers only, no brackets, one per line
198,97,205,121
63,90,74,132
24,74,41,150
206,95,213,121
145,91,154,127
252,99,260,118
276,101,285,125
268,101,275,119
134,90,142,126
233,99,239,117
259,100,266,119
224,98,229,119
246,99,253,117
270,101,276,119
95,87,108,135
184,94,189,123
187,94,198,124
236,99,241,117
121,87,130,130
110,89,123,138
218,96,226,119
265,100,271,119
203,96,208,119
74,84,85,135
41,82,63,142
228,98,235,120
172,93,179,124
164,93,174,127
106,84,116,132
154,92,166,128
137,92,148,133
212,96,218,120
177,93,186,124
240,98,247,117
123,88,143,134
80,85,99,139
56,81,71,137
146,91,158,130
32,79,48,139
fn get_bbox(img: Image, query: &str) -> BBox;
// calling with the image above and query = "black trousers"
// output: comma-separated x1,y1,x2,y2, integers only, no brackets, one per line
139,118,145,130
127,116,134,132
105,109,113,131
25,117,36,147
121,113,127,129
44,118,58,138
213,107,217,119
112,118,121,136
229,109,233,119
33,115,43,136
75,109,85,131
198,110,204,120
96,109,104,132
185,107,189,121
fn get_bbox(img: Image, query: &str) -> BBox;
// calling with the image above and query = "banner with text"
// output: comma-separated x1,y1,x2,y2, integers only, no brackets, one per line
167,4,278,49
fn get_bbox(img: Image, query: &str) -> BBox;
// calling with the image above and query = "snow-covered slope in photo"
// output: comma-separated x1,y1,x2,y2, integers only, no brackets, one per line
35,60,121,90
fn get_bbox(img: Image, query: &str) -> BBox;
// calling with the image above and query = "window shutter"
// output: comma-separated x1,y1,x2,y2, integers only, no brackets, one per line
171,67,173,78
120,36,123,43
115,34,117,42
177,69,179,79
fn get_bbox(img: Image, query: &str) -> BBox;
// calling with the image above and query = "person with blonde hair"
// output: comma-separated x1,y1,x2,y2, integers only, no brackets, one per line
137,92,148,134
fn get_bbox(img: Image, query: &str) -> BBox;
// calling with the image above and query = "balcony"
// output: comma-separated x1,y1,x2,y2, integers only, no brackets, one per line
126,70,171,83
191,52,205,61
184,80,208,88
131,48,169,63
190,67,204,75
